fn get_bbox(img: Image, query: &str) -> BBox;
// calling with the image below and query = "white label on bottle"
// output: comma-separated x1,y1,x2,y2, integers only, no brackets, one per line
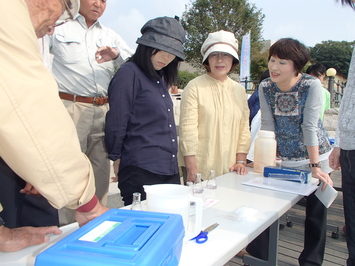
79,221,121,242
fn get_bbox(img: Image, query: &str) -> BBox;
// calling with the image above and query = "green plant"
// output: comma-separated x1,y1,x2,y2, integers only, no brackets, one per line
177,70,200,89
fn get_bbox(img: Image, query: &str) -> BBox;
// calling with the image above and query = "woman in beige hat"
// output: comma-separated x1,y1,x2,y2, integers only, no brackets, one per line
179,30,251,182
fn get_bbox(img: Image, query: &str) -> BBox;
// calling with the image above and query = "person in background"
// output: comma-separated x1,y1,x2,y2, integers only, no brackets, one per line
246,70,270,165
169,85,183,128
0,0,108,251
246,38,333,266
179,30,251,182
248,70,270,127
105,17,185,206
49,0,133,224
329,1,355,265
306,63,331,121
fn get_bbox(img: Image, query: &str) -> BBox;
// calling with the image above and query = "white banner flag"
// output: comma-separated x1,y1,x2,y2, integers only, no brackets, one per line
240,32,251,88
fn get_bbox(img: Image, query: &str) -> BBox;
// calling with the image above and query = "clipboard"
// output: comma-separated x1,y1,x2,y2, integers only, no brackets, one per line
242,177,318,196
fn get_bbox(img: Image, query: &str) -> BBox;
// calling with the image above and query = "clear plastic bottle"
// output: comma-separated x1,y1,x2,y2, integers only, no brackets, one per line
131,192,143,211
206,170,217,189
193,173,204,194
253,130,277,173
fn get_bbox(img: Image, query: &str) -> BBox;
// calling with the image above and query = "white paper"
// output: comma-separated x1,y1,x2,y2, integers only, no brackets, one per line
315,182,338,208
242,177,318,196
79,221,121,242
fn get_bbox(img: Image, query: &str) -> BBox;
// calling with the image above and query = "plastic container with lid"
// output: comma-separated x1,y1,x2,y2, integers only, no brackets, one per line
253,130,277,173
35,209,184,266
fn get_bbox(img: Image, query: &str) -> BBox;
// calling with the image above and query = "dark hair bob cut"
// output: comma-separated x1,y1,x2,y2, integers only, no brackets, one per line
268,38,310,75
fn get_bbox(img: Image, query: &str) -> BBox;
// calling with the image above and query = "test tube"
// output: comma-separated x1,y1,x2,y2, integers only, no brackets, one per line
267,172,306,184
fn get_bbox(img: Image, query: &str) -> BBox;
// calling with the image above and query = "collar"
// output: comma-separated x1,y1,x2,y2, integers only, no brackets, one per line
76,14,102,29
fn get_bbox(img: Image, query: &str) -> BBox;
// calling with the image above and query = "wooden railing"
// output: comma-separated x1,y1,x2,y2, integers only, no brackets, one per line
328,77,345,108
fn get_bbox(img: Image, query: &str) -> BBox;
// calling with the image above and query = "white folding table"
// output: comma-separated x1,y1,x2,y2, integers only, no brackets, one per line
0,170,304,266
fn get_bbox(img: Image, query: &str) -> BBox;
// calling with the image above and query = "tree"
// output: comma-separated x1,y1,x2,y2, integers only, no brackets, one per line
180,0,265,79
178,70,200,89
250,49,268,81
310,41,355,78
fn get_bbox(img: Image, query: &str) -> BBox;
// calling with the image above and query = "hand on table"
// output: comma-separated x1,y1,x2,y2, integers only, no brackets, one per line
75,202,109,227
0,225,62,252
186,170,198,183
229,163,249,175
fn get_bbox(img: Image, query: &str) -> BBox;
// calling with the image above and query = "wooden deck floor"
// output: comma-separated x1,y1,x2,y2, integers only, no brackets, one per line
225,170,348,266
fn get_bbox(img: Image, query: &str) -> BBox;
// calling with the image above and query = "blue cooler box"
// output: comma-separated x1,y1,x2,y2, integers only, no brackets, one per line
35,209,184,266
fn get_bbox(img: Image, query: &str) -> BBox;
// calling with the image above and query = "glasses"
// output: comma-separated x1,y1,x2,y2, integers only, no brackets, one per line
209,52,232,59
54,0,74,27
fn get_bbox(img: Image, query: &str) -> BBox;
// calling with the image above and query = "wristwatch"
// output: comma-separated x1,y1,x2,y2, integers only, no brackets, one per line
309,162,322,168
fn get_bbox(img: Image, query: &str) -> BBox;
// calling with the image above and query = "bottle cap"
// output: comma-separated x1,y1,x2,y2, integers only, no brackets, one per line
258,130,275,138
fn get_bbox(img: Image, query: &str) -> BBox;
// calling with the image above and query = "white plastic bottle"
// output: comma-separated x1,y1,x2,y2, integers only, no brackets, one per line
253,130,277,173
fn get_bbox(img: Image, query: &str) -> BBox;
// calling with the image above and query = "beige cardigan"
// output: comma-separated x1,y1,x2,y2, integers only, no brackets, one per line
0,0,95,210
179,74,251,179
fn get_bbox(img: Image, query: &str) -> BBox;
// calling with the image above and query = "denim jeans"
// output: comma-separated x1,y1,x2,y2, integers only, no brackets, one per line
341,149,355,266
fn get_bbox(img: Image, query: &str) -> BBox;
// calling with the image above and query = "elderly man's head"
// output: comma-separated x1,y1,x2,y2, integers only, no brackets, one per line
25,0,79,38
79,0,107,28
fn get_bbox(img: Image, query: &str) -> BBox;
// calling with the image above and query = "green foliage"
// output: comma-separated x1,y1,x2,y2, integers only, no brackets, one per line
177,70,200,89
250,50,268,81
309,41,355,78
180,0,265,79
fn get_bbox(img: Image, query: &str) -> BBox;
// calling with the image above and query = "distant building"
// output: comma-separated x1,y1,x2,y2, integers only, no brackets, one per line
260,40,274,53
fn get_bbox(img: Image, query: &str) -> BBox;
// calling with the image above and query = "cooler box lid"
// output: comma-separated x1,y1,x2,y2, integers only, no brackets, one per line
35,209,184,266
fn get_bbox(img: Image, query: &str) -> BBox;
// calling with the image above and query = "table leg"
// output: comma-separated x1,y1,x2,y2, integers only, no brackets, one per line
243,219,279,266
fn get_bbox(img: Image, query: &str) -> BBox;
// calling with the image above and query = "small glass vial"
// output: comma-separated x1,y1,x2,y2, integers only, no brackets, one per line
131,192,143,211
206,170,217,189
186,181,194,195
193,173,204,194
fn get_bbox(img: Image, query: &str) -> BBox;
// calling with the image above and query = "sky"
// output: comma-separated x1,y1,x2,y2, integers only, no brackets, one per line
100,0,355,51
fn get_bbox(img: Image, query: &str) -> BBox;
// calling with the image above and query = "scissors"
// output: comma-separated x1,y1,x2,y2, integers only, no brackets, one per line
189,223,219,244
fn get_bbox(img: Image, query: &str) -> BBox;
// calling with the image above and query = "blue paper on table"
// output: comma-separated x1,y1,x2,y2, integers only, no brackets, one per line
35,209,184,266
263,166,311,183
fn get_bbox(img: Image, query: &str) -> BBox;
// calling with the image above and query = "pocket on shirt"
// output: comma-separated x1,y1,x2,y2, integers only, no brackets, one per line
96,37,117,50
54,33,82,64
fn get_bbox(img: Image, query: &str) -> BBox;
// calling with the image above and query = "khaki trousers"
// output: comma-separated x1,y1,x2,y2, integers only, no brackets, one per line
59,100,110,225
